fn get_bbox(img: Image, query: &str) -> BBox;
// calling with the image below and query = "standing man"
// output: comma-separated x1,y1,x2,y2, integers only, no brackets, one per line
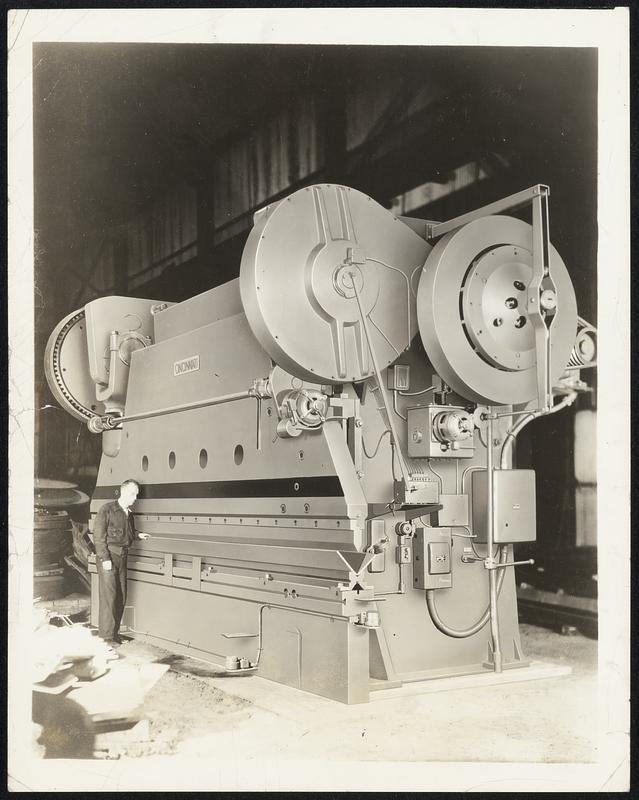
93,478,150,646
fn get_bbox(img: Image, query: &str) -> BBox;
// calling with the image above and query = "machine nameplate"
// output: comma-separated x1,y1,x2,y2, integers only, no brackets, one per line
173,354,200,376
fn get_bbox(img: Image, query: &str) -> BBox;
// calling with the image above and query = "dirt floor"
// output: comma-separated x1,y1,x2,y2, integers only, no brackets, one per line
92,623,598,763
93,646,253,759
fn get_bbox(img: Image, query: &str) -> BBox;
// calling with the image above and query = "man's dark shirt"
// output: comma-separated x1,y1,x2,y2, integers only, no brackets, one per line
93,500,138,562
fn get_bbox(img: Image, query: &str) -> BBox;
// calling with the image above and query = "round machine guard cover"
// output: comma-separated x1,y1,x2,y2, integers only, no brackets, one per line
44,308,106,422
417,215,577,406
239,184,432,385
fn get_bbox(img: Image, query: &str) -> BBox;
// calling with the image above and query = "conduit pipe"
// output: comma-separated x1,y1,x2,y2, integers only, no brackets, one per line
486,412,502,672
499,391,578,469
425,546,509,638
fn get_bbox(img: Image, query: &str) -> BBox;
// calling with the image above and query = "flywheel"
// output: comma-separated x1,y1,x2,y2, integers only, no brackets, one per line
240,184,431,384
417,215,578,406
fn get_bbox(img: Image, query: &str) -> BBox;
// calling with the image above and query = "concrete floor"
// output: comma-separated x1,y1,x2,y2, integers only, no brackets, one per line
99,623,598,763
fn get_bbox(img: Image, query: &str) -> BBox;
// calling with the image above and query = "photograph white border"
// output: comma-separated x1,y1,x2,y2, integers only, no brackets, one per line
8,7,630,791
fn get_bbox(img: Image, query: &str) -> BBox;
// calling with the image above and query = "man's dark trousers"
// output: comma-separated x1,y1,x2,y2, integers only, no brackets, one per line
97,548,128,640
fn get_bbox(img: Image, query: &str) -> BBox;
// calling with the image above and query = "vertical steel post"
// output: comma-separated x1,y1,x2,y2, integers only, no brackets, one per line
486,411,503,672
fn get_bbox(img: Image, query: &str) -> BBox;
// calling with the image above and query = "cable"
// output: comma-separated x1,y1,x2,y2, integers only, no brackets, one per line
461,465,484,494
253,604,345,669
499,391,577,469
399,384,435,397
425,546,509,638
351,277,412,488
390,439,398,483
471,539,498,561
419,517,475,539
362,428,391,459
366,257,412,347
426,459,444,493
392,390,407,421
478,425,488,449
450,525,476,539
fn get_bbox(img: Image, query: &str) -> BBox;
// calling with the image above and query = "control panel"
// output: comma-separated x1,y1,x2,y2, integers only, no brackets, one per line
413,526,453,590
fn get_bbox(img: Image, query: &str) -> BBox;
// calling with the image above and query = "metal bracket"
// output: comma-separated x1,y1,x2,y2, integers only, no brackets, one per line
425,184,550,239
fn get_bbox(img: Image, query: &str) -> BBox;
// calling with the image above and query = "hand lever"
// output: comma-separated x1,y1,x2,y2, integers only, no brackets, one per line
485,558,535,570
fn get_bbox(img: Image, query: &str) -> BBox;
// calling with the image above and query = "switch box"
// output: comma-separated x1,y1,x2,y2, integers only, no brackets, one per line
437,494,469,527
396,544,412,564
387,364,410,391
413,527,453,590
471,469,537,543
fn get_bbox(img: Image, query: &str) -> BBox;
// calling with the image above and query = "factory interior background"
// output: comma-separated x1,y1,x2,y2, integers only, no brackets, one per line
34,42,598,610
29,43,599,764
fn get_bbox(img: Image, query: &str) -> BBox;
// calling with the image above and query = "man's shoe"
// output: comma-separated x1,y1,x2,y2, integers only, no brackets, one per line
105,639,121,648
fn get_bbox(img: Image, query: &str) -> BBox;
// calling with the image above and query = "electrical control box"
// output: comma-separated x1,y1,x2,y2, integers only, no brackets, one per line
396,544,412,564
471,469,537,543
407,405,475,459
437,494,470,527
413,527,453,590
387,364,410,391
393,477,439,507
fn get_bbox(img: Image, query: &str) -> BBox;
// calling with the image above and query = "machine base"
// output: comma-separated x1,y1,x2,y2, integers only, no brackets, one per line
120,626,567,705
369,660,571,702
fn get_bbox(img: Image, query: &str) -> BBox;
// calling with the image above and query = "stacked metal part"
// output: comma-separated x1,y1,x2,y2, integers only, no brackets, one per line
44,183,594,703
34,479,89,600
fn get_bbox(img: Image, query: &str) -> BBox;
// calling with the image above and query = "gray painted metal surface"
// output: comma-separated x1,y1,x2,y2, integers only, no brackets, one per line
51,182,584,704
